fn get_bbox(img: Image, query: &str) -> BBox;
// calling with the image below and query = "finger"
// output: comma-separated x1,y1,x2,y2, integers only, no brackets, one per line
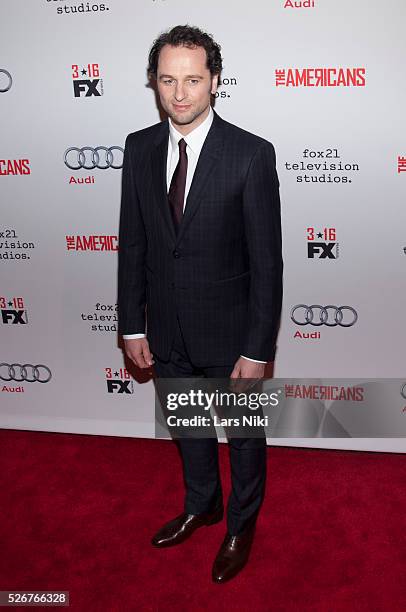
142,345,154,367
132,351,149,369
245,377,260,391
230,365,241,379
126,349,138,366
234,380,248,393
229,369,242,392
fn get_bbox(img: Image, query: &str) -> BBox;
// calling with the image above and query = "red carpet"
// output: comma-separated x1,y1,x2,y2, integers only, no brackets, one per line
0,429,405,611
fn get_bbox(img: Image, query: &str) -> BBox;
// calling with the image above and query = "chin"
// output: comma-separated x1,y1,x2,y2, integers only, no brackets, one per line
170,112,195,125
175,114,195,124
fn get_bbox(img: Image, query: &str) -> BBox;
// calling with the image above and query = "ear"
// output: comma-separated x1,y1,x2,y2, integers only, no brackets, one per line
211,73,219,95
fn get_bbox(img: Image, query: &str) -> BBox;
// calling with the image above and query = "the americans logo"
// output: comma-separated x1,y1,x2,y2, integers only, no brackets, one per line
275,67,366,87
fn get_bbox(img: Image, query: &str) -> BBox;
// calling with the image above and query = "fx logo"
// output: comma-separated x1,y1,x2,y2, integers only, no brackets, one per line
307,242,337,259
306,227,339,259
72,63,103,98
106,379,134,394
105,367,133,394
73,80,102,97
1,309,28,324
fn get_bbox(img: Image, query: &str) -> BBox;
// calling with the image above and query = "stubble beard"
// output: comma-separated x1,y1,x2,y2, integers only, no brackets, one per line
168,102,209,128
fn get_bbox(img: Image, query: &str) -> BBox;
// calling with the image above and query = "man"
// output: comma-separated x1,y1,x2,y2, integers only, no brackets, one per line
117,25,283,583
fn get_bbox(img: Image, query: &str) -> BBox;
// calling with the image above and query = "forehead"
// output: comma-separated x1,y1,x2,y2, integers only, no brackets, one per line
157,44,209,75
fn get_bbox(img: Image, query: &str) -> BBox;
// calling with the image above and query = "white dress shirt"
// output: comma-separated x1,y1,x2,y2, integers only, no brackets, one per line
123,106,265,364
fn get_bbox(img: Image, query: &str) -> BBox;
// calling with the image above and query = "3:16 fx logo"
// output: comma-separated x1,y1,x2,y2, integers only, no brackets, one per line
0,296,28,325
72,63,103,97
307,227,339,259
105,367,133,394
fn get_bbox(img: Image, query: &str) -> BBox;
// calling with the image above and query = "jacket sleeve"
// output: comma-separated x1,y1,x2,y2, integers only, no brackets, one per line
117,133,147,336
241,141,283,362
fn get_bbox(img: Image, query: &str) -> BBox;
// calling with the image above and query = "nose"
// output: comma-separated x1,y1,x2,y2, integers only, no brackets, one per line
174,82,186,101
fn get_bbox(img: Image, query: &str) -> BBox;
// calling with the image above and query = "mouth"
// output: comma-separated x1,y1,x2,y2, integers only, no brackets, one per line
173,104,191,112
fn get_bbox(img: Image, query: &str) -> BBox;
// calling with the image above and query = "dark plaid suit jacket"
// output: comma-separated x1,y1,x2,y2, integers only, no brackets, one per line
117,109,283,366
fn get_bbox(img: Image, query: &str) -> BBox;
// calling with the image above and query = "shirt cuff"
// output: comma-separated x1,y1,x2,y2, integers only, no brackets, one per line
123,333,146,339
240,354,267,364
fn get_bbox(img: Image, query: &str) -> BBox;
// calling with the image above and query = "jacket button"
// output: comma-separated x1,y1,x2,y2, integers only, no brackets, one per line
173,250,180,258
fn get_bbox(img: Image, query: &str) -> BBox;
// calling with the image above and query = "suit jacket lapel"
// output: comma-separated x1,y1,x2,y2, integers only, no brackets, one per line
150,121,176,244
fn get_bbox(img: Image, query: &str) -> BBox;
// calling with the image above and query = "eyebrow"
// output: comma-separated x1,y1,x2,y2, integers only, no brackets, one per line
159,74,204,79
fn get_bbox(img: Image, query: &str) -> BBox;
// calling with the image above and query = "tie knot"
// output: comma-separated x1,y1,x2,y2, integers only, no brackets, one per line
178,138,187,154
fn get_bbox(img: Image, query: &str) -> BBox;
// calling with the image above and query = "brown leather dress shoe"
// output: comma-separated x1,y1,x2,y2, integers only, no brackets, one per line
151,506,224,548
212,523,256,583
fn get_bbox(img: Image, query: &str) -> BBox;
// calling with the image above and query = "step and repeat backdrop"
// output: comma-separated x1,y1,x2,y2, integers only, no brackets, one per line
1,0,405,451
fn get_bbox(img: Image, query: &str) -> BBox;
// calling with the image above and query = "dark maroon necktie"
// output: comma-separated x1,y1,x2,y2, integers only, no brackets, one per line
168,138,188,231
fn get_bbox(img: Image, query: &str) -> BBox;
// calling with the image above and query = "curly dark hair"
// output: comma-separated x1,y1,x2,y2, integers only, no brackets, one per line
147,24,223,80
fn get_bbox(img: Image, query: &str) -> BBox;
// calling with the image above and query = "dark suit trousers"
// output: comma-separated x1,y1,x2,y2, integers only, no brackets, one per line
153,316,267,536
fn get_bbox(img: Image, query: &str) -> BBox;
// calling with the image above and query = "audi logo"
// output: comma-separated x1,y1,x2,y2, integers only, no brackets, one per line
64,146,124,170
291,304,358,327
0,69,12,93
401,383,406,401
0,363,52,383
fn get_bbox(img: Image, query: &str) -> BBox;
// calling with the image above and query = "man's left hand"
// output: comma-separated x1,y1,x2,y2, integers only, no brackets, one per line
229,356,266,392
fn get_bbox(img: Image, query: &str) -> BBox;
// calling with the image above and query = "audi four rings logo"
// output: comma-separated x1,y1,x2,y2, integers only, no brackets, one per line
0,363,52,383
64,146,124,170
401,383,406,400
291,305,358,327
0,69,12,93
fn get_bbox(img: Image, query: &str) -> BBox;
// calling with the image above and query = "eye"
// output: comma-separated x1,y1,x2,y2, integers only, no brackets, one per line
163,79,174,85
189,79,199,85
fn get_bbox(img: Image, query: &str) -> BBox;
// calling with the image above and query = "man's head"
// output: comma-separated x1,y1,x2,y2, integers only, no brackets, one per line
148,25,223,134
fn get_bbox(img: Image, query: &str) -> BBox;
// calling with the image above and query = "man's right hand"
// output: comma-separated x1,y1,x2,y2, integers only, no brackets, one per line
124,338,154,369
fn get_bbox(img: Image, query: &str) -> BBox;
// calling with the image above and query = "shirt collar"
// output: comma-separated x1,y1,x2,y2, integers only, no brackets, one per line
168,105,214,155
